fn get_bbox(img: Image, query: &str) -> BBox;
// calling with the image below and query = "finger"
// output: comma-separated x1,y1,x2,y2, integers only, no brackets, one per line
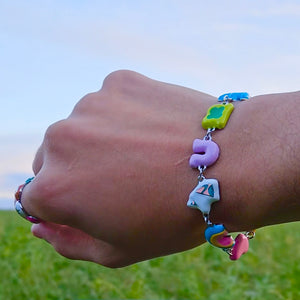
17,144,45,222
20,171,73,225
31,222,125,267
17,175,48,222
32,144,44,175
31,222,99,261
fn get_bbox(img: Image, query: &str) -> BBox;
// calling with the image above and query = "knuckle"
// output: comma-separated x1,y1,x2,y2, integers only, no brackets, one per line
32,145,44,175
71,70,148,116
71,92,100,115
101,70,143,91
44,120,67,144
44,119,79,153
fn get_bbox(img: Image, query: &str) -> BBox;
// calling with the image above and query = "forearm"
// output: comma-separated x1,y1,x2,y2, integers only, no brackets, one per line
247,92,300,226
198,91,300,232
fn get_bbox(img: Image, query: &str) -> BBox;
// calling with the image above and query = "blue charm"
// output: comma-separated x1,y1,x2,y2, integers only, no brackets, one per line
205,224,235,248
187,178,220,215
218,92,250,102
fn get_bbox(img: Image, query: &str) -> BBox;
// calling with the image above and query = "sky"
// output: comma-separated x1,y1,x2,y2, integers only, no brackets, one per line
1,0,299,209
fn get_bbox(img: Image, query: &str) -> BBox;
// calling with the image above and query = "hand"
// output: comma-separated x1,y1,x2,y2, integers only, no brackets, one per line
21,71,300,267
22,71,216,267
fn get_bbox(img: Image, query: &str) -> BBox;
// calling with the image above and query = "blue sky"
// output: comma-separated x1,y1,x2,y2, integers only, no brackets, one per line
1,0,299,208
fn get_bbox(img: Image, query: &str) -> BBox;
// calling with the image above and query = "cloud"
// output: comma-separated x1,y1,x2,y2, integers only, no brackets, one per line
0,1,214,72
1,1,299,95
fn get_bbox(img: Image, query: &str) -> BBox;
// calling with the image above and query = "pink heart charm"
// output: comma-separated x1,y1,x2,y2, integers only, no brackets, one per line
230,234,249,261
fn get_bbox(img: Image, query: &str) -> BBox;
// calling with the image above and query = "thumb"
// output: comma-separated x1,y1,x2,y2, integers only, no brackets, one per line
31,222,103,263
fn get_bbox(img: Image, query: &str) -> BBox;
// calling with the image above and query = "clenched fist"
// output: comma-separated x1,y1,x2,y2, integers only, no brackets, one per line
20,71,300,267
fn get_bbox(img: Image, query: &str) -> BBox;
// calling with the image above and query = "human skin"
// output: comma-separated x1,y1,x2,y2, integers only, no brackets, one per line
21,70,300,267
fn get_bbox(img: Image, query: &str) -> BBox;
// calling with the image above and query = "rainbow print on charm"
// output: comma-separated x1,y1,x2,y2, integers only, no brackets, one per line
205,224,234,248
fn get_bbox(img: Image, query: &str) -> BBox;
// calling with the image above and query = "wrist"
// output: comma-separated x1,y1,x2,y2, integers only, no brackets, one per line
205,92,300,232
184,92,262,260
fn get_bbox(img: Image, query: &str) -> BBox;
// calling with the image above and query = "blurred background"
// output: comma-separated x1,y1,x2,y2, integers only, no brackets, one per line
1,0,299,208
1,2,300,300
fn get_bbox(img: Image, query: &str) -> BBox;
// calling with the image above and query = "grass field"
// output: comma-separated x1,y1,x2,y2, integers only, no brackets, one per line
0,211,299,300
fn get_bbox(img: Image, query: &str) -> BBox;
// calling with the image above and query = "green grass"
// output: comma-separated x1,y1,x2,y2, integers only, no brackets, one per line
0,211,300,300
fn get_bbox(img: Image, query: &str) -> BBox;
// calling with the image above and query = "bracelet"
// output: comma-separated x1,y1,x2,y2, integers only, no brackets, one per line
187,92,256,260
